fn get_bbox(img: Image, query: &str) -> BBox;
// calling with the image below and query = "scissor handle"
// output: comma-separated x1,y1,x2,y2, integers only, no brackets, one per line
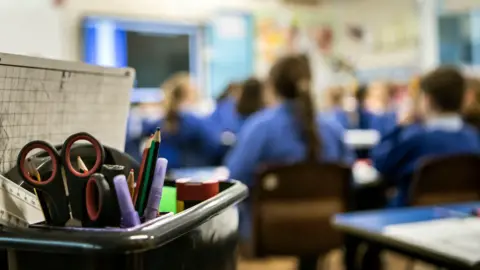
85,173,112,224
61,132,105,178
17,141,61,186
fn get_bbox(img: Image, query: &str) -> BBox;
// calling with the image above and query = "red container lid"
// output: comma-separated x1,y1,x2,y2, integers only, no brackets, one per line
176,178,220,201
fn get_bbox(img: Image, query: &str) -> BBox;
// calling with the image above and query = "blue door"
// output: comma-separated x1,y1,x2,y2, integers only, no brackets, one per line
206,12,254,98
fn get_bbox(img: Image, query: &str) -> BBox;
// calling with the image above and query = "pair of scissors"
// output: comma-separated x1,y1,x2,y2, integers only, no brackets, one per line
85,173,115,226
85,164,125,227
17,132,106,226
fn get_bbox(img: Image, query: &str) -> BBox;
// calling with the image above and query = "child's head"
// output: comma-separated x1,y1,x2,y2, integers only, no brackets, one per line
269,54,320,161
355,84,368,109
162,72,197,132
216,82,242,103
162,72,197,107
326,86,344,109
236,78,264,118
419,66,466,117
365,82,392,113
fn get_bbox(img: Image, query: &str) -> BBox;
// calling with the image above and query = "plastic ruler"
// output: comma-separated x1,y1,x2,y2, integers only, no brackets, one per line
0,174,44,227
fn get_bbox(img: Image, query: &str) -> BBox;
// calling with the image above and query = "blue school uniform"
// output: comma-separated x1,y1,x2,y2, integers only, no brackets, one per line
326,107,379,131
126,112,222,169
226,102,355,240
226,102,355,187
371,115,480,207
371,111,397,136
125,113,160,162
209,97,244,134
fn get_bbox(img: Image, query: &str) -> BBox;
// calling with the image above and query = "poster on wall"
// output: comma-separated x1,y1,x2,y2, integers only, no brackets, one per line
254,8,361,107
254,11,291,77
254,9,336,76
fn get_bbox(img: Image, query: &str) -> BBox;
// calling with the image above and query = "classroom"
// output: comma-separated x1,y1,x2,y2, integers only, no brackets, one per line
0,0,479,269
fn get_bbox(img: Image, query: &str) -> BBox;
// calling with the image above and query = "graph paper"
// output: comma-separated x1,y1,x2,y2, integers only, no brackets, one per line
0,53,135,174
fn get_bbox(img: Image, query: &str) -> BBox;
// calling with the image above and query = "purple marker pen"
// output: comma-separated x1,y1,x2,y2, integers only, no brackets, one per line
144,158,168,221
113,175,141,227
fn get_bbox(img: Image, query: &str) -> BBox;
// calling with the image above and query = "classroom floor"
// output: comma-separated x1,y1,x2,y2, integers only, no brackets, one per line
237,250,436,270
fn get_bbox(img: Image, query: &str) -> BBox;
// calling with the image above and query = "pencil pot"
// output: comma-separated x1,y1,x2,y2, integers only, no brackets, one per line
0,180,247,270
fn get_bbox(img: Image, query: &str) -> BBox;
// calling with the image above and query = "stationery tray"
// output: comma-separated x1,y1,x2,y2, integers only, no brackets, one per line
0,180,248,254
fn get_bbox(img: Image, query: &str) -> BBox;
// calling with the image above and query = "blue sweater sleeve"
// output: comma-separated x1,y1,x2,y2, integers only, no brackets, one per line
193,116,223,158
125,116,160,161
322,117,356,165
371,126,416,182
225,118,268,187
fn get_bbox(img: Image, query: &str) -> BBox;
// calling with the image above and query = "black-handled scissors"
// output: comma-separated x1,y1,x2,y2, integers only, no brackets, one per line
17,132,105,226
85,173,114,226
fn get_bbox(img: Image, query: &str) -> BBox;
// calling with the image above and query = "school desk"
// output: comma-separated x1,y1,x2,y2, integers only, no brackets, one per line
333,202,480,269
344,129,380,149
169,166,229,181
170,164,379,186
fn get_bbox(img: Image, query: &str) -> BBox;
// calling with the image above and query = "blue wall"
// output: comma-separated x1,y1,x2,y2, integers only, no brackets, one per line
206,12,254,98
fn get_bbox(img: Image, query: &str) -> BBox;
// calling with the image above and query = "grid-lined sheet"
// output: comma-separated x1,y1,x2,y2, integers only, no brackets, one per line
0,53,135,174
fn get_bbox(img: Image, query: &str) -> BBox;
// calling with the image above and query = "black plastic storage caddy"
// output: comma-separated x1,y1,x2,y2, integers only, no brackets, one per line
1,145,248,270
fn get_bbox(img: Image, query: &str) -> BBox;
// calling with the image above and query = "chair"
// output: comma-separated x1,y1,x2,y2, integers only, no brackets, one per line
409,154,480,206
251,162,351,258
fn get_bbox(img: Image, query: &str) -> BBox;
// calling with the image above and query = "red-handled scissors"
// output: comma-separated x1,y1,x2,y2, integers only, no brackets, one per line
17,132,105,226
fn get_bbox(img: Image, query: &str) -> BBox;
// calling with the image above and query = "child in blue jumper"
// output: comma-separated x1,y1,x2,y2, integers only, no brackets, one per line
371,66,480,207
226,56,354,188
126,73,222,169
209,79,265,135
226,54,354,270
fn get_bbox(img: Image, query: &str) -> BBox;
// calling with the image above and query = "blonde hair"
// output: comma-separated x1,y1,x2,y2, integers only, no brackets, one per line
162,72,191,132
465,78,480,114
325,86,344,109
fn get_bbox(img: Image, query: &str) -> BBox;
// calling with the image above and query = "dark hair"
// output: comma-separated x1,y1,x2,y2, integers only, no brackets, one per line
163,73,190,133
236,78,265,117
355,84,368,108
216,83,241,103
420,66,466,112
270,55,321,162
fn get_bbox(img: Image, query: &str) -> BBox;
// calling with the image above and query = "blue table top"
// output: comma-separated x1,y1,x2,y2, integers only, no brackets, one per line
334,202,480,233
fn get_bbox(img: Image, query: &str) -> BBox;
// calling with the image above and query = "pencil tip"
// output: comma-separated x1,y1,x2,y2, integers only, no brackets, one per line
153,129,161,142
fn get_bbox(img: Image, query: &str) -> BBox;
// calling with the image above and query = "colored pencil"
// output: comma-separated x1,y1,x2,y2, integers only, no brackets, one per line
136,128,161,216
127,169,135,200
133,135,152,205
77,156,89,173
142,132,161,213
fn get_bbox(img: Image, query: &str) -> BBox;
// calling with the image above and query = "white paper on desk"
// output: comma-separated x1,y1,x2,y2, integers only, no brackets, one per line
384,218,480,264
344,130,380,148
